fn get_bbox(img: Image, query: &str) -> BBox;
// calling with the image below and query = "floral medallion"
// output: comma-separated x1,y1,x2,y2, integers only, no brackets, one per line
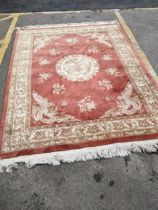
56,54,99,81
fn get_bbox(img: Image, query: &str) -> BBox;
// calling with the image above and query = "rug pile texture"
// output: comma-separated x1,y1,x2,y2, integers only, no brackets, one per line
0,21,158,171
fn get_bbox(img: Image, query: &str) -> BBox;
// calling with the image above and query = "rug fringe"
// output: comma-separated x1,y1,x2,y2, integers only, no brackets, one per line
0,140,158,172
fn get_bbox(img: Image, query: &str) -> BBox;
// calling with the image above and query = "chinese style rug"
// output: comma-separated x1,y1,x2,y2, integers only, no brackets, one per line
1,21,158,170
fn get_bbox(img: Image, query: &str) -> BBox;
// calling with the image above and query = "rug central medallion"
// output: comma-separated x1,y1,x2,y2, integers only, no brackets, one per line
56,54,100,81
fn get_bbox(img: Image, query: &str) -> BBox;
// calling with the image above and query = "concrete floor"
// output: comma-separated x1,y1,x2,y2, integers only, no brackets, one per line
0,9,158,210
1,0,158,12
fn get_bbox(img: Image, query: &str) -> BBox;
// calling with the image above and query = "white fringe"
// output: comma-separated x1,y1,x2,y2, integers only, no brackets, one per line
16,20,117,30
0,139,158,172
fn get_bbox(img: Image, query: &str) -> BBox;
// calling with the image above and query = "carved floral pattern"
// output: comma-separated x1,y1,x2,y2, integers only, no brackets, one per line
78,96,96,112
52,84,65,95
102,54,112,61
39,58,51,66
49,48,60,55
66,37,78,45
38,73,52,82
105,68,119,76
56,54,99,81
98,79,113,90
88,46,98,53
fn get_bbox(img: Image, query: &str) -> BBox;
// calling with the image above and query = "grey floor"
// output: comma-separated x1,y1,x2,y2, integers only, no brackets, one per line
1,0,158,12
0,9,158,210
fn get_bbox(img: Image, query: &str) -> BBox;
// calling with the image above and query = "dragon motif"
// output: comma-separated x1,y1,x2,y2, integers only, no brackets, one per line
101,83,142,118
32,91,78,124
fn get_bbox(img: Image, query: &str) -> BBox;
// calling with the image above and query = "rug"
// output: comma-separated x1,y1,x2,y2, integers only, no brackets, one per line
1,21,158,170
